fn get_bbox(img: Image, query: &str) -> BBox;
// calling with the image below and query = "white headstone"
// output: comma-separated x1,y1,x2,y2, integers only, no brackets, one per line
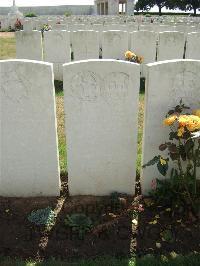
141,60,200,195
185,32,200,60
16,31,43,61
0,60,60,196
23,20,33,32
63,60,140,195
102,30,129,60
44,30,71,80
72,30,99,60
157,32,185,61
130,30,157,77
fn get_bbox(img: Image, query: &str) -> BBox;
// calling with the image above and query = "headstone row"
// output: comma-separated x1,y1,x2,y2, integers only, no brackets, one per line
15,30,200,80
0,59,199,197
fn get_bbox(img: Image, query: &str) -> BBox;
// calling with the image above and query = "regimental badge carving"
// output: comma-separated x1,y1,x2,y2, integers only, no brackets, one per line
70,71,102,102
103,72,129,100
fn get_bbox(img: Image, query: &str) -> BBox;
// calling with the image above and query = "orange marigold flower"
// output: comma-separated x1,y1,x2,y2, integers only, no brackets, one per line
163,115,177,126
178,115,200,132
178,115,190,127
125,50,135,60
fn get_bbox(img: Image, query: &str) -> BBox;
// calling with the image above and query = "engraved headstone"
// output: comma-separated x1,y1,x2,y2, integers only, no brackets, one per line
44,30,71,80
157,32,185,61
16,31,43,61
185,32,200,60
102,30,129,60
130,30,157,77
63,60,140,195
72,30,99,60
0,60,60,196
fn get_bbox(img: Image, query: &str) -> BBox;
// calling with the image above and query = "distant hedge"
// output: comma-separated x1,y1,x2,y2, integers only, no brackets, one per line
25,13,37,17
134,11,200,17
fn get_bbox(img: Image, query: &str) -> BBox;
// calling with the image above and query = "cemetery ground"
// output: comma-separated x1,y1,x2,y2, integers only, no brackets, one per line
0,37,200,265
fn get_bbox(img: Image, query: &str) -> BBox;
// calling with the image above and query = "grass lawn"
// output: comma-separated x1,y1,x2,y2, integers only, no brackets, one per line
0,35,16,60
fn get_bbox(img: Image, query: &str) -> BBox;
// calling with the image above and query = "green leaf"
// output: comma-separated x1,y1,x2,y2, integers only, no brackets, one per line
195,149,200,167
169,132,179,141
157,160,168,176
142,156,160,168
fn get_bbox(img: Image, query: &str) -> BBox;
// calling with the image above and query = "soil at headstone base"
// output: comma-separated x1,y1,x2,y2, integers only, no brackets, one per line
0,175,199,261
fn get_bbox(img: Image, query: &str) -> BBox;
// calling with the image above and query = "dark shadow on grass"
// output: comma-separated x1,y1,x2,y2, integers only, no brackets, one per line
140,77,145,94
54,80,64,96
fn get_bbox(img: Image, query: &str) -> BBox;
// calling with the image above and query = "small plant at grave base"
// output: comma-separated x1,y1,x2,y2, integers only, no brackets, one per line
14,19,22,31
28,207,56,226
125,50,143,64
160,229,175,243
64,213,93,239
41,24,52,33
143,100,200,217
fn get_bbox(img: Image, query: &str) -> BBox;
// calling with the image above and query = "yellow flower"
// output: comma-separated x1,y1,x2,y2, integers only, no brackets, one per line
125,50,135,60
178,115,200,132
163,115,177,126
187,116,200,132
178,115,189,127
192,109,200,117
177,126,185,137
136,56,143,64
160,157,167,165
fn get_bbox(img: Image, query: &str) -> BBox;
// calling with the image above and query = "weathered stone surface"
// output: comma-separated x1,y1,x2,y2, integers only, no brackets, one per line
72,30,99,60
102,30,128,60
43,30,71,80
185,32,200,60
157,32,185,61
16,30,43,61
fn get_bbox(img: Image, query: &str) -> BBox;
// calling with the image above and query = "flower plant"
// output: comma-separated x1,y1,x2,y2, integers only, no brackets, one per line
143,100,200,216
125,50,143,64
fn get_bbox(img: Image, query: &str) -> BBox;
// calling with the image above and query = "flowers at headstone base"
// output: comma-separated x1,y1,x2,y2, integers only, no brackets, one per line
14,18,22,31
143,100,200,216
125,50,143,64
41,24,52,33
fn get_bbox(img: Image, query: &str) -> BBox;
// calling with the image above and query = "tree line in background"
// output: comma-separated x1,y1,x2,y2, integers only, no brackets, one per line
135,0,200,16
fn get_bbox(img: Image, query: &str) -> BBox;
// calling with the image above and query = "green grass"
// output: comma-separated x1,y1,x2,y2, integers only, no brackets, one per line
0,36,16,59
1,254,200,266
